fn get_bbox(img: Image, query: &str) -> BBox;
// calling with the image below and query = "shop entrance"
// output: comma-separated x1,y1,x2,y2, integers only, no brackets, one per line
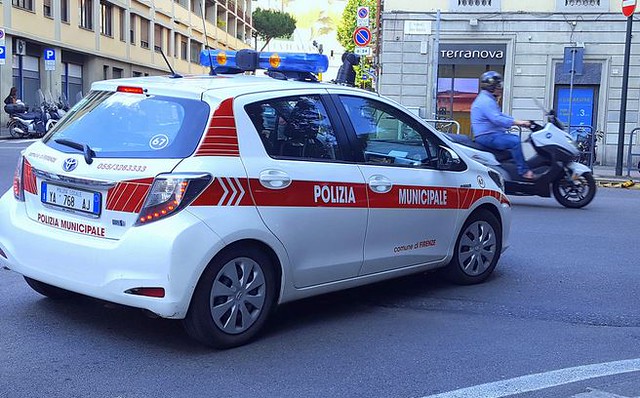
436,43,507,137
437,65,504,136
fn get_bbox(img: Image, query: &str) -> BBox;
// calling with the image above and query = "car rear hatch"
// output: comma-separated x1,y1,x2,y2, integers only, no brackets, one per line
15,87,212,240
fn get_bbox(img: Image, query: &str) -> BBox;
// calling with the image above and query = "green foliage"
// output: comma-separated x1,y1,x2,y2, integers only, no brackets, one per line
336,0,377,90
252,8,297,51
336,0,377,52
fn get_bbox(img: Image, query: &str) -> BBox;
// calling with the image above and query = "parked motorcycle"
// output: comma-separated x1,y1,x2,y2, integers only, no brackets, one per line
571,127,603,167
447,108,596,209
5,90,65,138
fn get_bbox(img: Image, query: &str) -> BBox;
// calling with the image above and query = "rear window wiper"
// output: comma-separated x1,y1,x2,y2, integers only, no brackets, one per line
54,138,96,165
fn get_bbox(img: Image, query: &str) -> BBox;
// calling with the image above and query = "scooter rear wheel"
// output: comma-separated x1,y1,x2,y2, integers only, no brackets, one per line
552,172,596,208
7,120,29,138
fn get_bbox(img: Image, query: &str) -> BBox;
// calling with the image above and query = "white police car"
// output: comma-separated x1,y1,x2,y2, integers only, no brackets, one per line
0,50,511,348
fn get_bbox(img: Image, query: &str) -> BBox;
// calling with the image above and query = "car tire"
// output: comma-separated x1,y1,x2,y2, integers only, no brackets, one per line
441,209,502,285
183,245,277,349
24,276,75,299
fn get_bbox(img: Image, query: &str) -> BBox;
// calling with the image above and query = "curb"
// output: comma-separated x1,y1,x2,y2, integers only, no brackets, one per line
594,178,640,190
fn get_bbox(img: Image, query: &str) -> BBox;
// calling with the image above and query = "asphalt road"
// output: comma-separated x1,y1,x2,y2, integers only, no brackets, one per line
1,139,639,398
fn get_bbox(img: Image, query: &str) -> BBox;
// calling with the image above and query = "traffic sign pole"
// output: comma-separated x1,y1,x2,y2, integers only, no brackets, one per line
615,15,634,176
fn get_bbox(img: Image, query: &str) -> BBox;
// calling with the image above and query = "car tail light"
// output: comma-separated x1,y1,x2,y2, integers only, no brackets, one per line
136,173,212,226
117,86,145,94
124,287,165,298
13,157,24,201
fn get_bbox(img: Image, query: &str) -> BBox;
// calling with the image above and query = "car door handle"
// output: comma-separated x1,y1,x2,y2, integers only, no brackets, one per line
259,170,292,189
368,175,392,193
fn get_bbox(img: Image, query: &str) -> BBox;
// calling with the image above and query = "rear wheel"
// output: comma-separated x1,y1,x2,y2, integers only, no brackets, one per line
24,276,75,299
442,209,502,285
183,245,277,349
552,172,596,208
8,120,28,138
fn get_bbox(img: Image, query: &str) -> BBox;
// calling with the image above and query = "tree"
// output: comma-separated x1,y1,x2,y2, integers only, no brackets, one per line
252,8,297,51
336,0,377,52
336,0,377,89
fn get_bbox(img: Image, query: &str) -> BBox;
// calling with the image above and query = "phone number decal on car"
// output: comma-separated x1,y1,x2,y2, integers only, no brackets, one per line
96,163,148,172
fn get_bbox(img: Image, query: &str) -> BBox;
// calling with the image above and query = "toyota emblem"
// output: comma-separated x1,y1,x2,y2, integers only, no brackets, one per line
63,158,78,172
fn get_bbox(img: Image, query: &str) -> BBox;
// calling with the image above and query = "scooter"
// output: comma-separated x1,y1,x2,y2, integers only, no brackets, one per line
6,104,50,138
447,109,596,208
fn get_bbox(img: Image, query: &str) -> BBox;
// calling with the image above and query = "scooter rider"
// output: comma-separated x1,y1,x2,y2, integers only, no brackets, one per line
471,71,534,179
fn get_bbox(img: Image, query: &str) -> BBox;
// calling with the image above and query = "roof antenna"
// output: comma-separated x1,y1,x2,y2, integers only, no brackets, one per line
159,47,182,78
201,0,216,76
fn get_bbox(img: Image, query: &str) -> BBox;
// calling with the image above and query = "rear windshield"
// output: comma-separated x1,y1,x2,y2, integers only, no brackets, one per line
44,90,210,158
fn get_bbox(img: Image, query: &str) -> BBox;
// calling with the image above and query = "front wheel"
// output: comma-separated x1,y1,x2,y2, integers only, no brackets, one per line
552,172,596,208
183,245,277,349
46,119,58,132
441,209,502,285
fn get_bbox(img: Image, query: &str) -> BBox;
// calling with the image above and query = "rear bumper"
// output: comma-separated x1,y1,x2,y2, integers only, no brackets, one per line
0,191,222,319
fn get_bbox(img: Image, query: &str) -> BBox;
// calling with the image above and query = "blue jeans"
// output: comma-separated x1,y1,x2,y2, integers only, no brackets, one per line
475,132,530,176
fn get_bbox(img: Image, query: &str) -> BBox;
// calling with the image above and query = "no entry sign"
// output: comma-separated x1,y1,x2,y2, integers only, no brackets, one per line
353,26,372,47
622,0,636,17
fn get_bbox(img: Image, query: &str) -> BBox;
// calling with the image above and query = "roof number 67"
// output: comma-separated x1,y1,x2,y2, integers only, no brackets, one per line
149,134,169,150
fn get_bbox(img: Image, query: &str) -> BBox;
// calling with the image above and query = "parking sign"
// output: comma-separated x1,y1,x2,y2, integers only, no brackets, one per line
44,48,56,71
0,46,6,65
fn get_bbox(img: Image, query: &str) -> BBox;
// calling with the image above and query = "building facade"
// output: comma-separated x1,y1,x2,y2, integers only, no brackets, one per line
1,0,253,125
379,0,640,167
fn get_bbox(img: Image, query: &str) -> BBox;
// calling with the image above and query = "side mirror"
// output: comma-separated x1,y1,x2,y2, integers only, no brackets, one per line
437,146,461,170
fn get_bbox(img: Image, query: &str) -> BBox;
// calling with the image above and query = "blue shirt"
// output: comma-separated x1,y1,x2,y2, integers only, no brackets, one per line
470,90,515,138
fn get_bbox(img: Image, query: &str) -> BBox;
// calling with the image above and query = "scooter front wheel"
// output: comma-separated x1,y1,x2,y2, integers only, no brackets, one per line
552,172,596,208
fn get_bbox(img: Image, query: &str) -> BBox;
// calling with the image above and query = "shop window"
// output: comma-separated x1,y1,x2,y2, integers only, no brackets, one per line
80,0,93,30
62,62,84,106
20,56,41,109
437,64,503,137
12,0,34,11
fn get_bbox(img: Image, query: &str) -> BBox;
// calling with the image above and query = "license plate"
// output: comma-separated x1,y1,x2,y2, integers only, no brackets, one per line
41,182,101,215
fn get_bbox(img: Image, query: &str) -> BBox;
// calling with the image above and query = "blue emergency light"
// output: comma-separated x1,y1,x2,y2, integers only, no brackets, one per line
200,49,329,74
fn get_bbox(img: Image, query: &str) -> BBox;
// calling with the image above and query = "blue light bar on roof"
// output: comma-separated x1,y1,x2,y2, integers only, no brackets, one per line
200,50,329,74
200,50,237,68
258,52,328,74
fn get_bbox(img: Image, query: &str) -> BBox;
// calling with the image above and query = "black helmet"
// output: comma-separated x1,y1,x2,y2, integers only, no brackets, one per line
480,71,503,93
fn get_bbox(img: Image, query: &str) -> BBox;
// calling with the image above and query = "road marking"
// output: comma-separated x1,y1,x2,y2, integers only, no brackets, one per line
420,358,640,398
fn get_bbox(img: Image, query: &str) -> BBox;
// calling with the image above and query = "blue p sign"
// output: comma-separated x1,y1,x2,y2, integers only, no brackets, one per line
0,46,5,59
44,48,55,61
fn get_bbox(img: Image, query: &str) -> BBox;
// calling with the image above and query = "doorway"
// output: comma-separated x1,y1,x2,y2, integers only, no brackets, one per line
437,64,505,136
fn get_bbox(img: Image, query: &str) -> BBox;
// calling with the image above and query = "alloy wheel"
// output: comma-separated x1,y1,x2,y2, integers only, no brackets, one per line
209,257,267,335
457,220,497,276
